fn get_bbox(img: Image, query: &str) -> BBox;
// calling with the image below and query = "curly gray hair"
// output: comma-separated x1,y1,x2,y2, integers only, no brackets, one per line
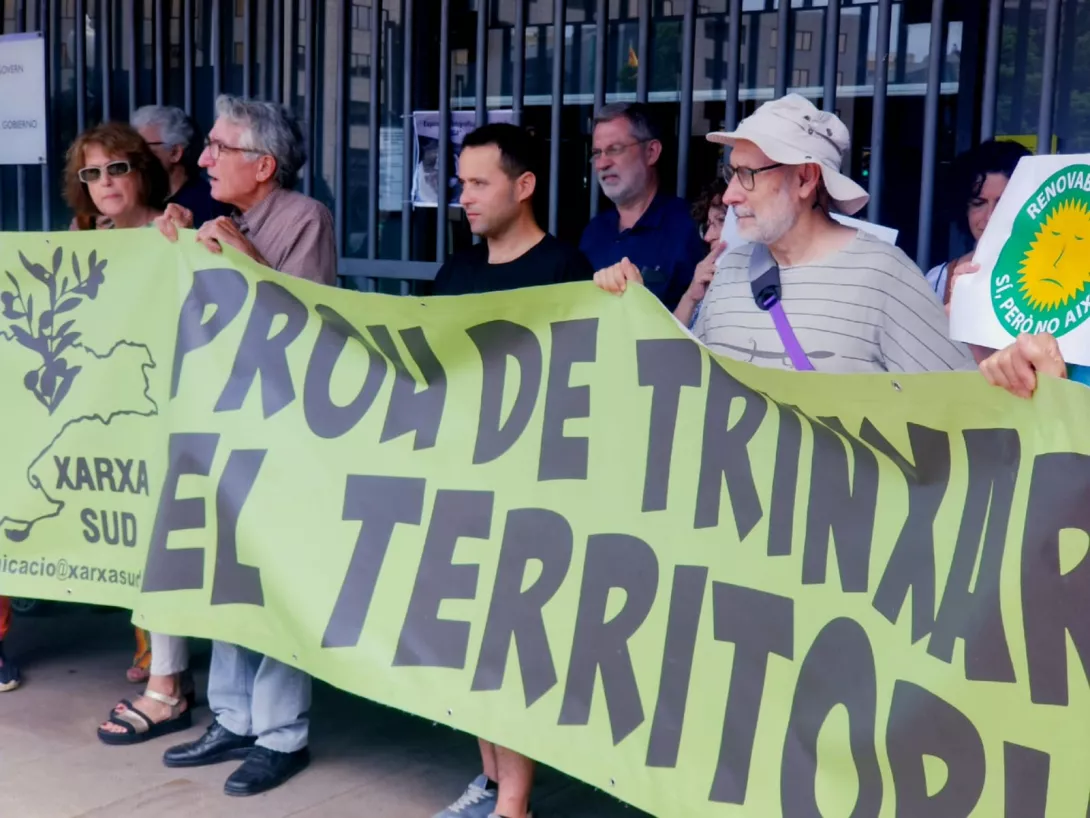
214,94,307,189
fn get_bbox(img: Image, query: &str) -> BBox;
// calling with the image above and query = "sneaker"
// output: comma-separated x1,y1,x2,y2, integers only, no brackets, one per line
432,774,498,818
0,642,21,692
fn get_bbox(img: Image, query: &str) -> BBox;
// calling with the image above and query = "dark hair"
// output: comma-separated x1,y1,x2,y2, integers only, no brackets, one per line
950,139,1031,234
64,122,171,230
462,123,541,181
692,178,728,227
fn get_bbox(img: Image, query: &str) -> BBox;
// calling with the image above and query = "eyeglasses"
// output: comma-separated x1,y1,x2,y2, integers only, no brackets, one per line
203,137,260,160
589,139,651,163
722,163,785,191
77,161,132,184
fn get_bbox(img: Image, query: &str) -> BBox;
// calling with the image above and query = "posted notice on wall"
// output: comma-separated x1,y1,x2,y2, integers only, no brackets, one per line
949,154,1090,364
411,110,514,208
0,32,47,166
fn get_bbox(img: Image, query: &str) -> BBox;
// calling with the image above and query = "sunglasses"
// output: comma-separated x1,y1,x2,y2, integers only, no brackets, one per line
78,160,132,184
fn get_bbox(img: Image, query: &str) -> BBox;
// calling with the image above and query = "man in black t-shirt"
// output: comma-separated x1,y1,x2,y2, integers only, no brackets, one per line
432,125,587,818
432,123,592,297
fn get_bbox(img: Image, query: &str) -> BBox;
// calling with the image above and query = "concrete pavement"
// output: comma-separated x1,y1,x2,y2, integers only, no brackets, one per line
0,606,649,818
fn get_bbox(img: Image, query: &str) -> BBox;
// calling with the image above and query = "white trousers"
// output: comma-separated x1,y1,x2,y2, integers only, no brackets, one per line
149,632,189,676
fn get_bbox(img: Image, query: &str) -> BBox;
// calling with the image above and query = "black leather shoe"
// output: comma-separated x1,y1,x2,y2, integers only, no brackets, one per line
223,746,310,797
162,721,256,768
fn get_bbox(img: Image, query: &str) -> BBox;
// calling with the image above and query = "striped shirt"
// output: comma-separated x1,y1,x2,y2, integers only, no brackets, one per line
692,231,975,373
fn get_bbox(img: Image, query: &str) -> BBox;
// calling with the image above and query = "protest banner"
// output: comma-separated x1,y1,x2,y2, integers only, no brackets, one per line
950,153,1090,364
2,230,1090,816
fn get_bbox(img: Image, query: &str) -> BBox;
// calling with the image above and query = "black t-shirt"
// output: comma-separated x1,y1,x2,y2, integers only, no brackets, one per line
432,233,594,296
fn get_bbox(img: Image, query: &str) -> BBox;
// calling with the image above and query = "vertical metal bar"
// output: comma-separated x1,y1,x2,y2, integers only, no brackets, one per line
154,0,164,103
401,0,414,260
271,0,283,102
334,0,349,257
243,0,253,97
212,0,221,103
589,0,605,217
367,0,380,259
101,0,113,119
184,0,194,114
822,0,840,111
75,0,86,130
548,0,564,234
286,0,297,105
436,0,451,260
676,0,695,198
475,0,487,125
775,0,790,97
40,0,51,229
636,0,649,102
867,0,892,223
16,0,26,231
726,0,741,129
303,0,316,196
512,0,526,125
916,0,946,267
1037,0,1061,154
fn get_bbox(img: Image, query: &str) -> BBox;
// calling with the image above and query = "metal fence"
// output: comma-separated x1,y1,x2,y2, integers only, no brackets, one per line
0,0,1075,291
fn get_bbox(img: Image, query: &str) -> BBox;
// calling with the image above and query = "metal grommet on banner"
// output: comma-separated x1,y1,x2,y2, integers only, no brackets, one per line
610,778,616,787
891,380,902,392
447,708,453,716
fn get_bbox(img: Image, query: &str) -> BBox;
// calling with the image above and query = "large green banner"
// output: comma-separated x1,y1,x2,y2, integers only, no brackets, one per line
2,231,1089,817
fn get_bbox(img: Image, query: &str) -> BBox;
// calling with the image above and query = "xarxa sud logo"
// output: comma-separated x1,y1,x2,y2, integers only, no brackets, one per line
992,164,1090,338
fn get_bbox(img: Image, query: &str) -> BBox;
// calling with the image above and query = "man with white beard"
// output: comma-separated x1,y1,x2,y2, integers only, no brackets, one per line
595,94,973,374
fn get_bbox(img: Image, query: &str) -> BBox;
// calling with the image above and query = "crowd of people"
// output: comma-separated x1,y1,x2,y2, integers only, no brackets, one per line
0,87,1070,816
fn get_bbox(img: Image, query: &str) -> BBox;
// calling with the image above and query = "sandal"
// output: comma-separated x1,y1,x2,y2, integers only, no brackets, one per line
97,689,194,746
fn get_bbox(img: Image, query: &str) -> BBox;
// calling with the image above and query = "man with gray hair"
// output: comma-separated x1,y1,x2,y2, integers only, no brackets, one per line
132,104,230,226
579,101,705,311
156,95,335,797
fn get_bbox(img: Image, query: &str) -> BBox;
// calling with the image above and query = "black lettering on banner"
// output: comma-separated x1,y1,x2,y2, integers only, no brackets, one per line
538,319,598,481
321,475,427,649
865,422,951,642
302,305,389,438
559,533,659,745
636,339,703,513
74,458,93,490
472,508,574,706
55,456,72,489
81,507,100,543
1021,452,1090,705
803,417,879,592
1004,742,1050,818
928,429,1018,683
171,267,249,398
886,681,985,816
468,320,542,465
142,433,219,593
94,457,116,492
707,582,794,803
781,618,882,818
766,401,803,557
372,325,447,450
210,449,267,606
393,490,495,669
694,359,767,538
215,280,309,417
646,566,708,768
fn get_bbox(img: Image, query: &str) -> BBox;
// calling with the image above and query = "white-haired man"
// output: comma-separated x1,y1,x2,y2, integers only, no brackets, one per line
595,93,973,374
154,95,335,797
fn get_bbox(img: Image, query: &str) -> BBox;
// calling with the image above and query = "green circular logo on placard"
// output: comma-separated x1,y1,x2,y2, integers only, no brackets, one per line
991,164,1090,338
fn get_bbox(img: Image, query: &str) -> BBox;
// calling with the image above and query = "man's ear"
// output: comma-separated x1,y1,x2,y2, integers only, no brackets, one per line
646,139,663,167
516,170,537,204
169,144,186,165
798,163,823,198
255,155,278,184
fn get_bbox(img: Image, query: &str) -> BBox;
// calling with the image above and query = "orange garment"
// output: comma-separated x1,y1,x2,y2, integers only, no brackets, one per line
132,627,151,671
0,597,11,641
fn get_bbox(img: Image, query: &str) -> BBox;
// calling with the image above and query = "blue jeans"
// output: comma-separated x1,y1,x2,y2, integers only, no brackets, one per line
208,641,311,753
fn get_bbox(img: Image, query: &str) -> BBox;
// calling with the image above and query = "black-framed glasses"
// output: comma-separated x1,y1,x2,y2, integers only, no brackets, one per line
722,163,784,191
204,137,259,160
589,139,652,163
77,161,132,184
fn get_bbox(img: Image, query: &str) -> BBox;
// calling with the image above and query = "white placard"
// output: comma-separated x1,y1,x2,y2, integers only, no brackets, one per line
949,154,1090,364
410,110,514,208
0,32,47,166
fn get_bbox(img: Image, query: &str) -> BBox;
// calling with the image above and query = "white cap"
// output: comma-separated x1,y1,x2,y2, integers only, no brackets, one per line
706,94,869,216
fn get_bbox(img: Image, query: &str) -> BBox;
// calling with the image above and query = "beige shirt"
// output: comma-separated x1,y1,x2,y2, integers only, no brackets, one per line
235,186,337,284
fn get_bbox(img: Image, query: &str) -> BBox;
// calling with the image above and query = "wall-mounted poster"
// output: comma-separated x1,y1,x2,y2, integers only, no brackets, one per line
411,110,514,208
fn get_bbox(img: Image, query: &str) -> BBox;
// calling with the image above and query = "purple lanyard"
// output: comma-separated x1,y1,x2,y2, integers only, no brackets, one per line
749,246,814,372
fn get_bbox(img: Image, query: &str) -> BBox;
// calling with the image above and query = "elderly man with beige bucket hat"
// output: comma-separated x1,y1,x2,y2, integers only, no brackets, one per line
595,94,973,374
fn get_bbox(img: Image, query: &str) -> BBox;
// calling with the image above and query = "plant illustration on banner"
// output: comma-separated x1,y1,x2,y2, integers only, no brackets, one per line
1,247,107,414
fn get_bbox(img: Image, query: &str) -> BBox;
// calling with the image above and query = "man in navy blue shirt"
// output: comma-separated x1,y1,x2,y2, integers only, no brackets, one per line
580,102,706,311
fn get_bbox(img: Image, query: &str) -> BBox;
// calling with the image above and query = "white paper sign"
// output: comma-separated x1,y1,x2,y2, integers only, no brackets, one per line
411,110,514,208
949,154,1090,365
0,32,47,166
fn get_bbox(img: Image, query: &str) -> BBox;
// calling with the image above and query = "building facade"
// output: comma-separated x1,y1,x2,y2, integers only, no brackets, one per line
0,0,1084,291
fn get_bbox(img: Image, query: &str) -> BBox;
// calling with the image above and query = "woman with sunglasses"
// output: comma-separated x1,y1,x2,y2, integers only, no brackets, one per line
65,122,169,231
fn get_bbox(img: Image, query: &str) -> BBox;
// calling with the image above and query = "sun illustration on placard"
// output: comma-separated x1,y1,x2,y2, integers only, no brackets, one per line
1017,199,1090,311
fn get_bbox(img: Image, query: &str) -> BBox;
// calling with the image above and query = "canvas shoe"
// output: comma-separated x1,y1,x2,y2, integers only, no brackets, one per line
432,774,498,818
